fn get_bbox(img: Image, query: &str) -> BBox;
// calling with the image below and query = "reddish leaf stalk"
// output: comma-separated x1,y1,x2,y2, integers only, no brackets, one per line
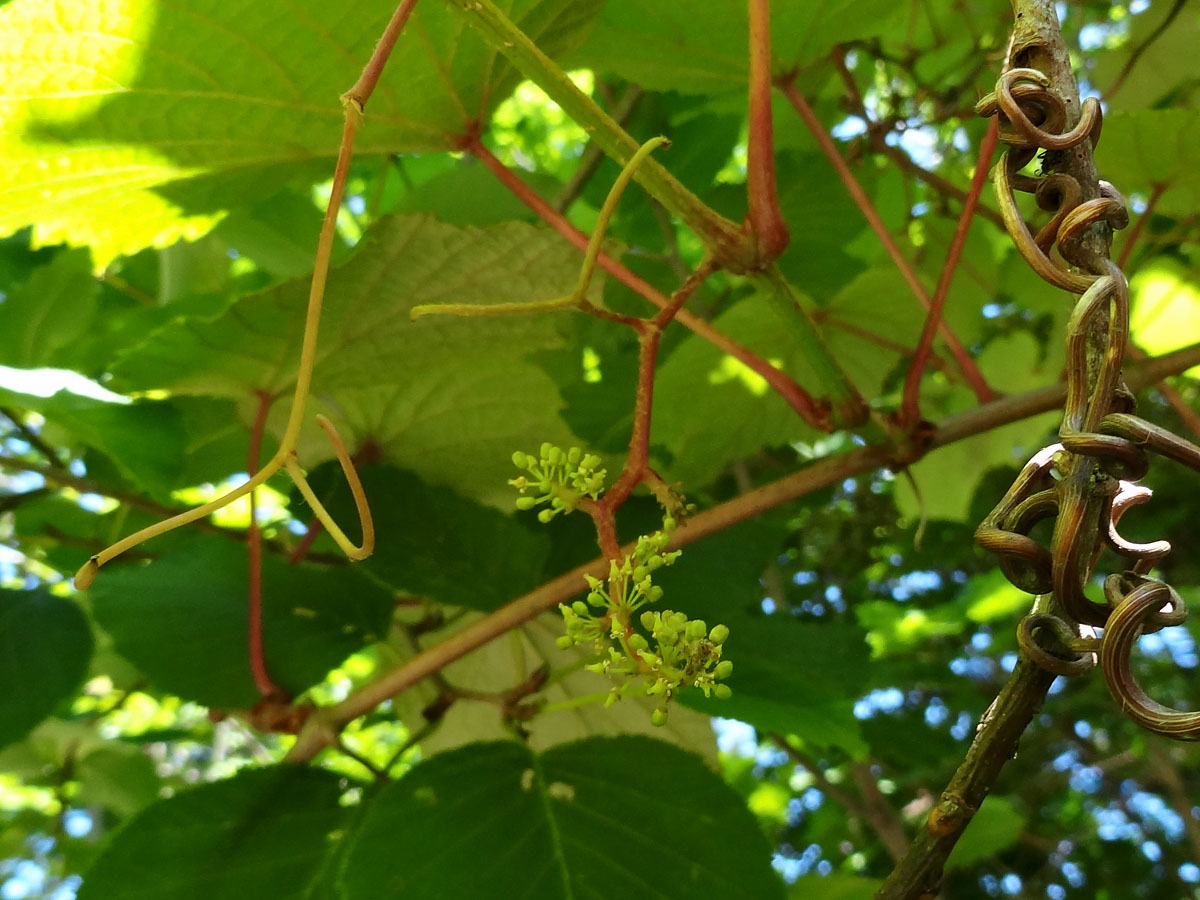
900,118,999,426
818,314,950,372
587,261,719,560
466,138,829,427
345,0,422,107
246,390,280,698
777,77,996,404
287,519,325,565
745,0,789,260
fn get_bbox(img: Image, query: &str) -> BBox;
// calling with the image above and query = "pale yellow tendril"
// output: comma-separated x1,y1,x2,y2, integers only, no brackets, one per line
74,97,375,590
409,135,671,321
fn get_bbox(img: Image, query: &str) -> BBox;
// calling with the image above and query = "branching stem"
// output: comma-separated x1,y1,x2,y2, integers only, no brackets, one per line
246,391,279,699
777,75,996,405
900,118,999,426
467,138,832,427
283,342,1200,763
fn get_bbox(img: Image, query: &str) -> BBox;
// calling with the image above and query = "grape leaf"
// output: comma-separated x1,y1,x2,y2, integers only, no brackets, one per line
0,589,93,750
111,214,587,505
0,0,604,262
78,767,354,900
341,737,785,900
89,537,394,708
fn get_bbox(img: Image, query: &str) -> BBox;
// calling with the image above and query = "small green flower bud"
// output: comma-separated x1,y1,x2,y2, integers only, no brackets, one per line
540,442,553,459
572,601,589,616
555,635,575,650
662,516,676,532
632,565,649,582
586,591,605,607
628,633,649,652
537,508,555,524
512,451,529,468
515,496,537,510
640,611,657,630
646,585,664,603
713,684,732,700
651,707,669,727
686,619,707,641
584,661,606,675
714,660,733,679
567,446,581,464
668,611,688,631
709,624,730,645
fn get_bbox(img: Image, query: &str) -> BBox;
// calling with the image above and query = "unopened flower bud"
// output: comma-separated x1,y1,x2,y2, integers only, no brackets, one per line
709,624,730,645
651,708,669,727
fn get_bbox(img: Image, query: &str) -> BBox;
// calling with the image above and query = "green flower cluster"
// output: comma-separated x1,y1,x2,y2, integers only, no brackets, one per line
557,529,732,726
509,444,606,522
510,443,732,726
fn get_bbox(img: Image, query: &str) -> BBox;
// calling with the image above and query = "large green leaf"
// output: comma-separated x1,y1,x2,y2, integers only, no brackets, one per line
78,767,354,900
0,0,604,262
681,616,870,758
945,795,1024,869
317,463,552,612
341,737,785,900
651,520,870,756
0,246,98,369
89,537,394,708
0,589,93,750
653,276,913,487
111,214,585,505
1130,258,1200,374
1100,110,1200,218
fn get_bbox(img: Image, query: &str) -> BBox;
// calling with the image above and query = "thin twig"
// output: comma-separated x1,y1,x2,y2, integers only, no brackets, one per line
1104,0,1188,100
0,408,64,470
772,733,908,863
830,46,1006,230
900,118,999,426
245,391,280,699
777,76,995,404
